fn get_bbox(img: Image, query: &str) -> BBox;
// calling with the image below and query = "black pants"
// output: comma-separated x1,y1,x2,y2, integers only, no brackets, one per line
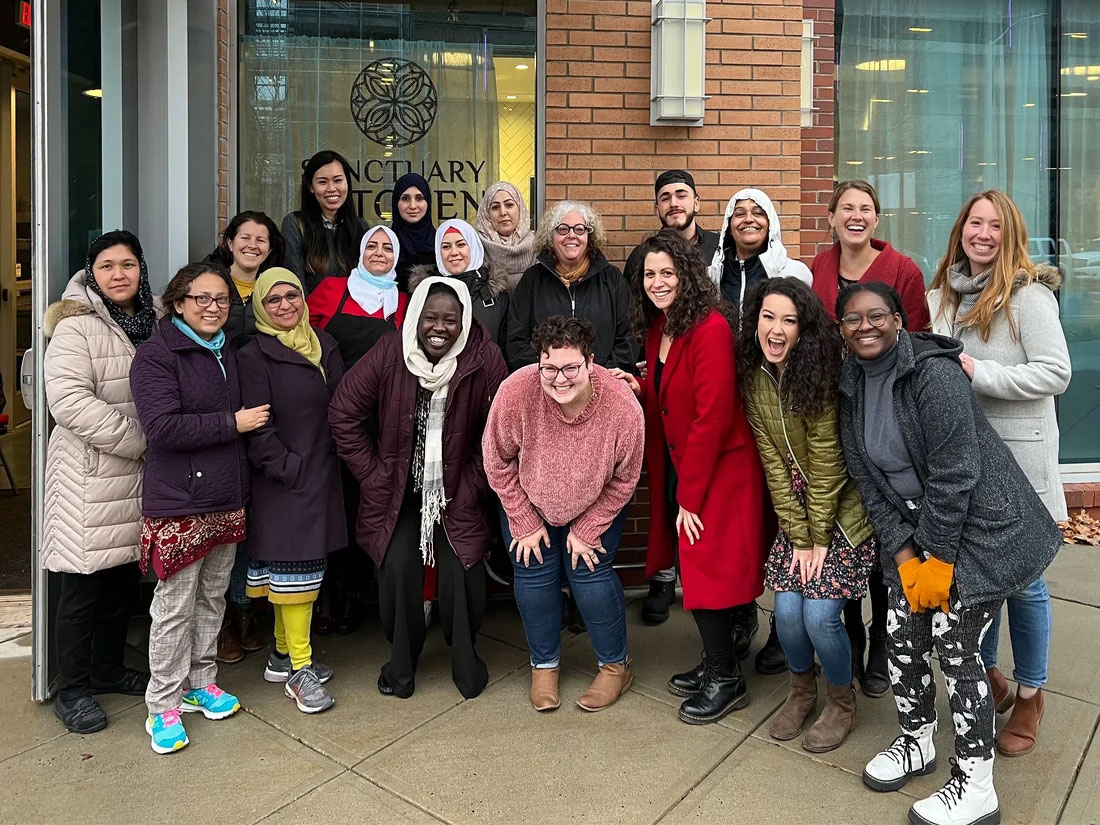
55,562,140,702
693,608,735,662
844,566,888,634
377,494,488,699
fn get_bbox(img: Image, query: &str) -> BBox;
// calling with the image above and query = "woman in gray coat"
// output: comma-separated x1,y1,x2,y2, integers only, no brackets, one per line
836,282,1061,825
928,190,1071,758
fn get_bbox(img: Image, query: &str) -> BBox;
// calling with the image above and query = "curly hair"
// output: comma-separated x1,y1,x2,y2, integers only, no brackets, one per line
531,315,596,360
533,200,607,261
836,281,909,329
628,228,730,340
161,260,234,320
736,278,844,420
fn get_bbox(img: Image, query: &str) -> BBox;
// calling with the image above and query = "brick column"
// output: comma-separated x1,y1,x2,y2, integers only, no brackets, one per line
800,0,836,264
217,0,230,229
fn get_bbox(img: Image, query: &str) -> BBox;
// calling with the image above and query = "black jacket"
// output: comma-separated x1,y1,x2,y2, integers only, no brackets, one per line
623,225,720,286
408,261,511,353
718,237,768,309
506,251,633,373
838,331,1062,606
224,290,257,349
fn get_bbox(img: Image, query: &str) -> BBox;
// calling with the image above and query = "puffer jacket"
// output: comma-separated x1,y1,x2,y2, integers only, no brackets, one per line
408,261,511,351
743,366,872,550
41,271,155,574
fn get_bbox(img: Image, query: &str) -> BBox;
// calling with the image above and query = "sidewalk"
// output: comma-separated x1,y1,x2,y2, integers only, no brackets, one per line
0,545,1097,825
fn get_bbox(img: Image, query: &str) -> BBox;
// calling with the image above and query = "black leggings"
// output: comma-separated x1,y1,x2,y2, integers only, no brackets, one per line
693,608,735,661
844,566,888,634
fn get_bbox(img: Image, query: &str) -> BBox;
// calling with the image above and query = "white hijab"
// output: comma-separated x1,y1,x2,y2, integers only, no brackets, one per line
401,274,474,391
434,219,485,276
348,226,401,318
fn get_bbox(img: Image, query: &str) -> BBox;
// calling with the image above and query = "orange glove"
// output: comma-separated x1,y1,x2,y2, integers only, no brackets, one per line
897,557,922,613
911,556,954,614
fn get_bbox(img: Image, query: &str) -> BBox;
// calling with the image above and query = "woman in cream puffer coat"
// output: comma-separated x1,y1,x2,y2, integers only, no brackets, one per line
43,230,159,735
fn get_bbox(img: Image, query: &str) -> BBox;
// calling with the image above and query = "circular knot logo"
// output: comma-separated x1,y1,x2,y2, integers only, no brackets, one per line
350,58,438,148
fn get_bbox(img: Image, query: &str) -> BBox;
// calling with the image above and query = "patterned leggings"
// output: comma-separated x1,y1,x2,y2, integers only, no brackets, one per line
885,584,998,760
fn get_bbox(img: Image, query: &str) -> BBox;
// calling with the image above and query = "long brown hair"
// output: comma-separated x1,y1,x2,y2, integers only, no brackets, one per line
929,190,1036,342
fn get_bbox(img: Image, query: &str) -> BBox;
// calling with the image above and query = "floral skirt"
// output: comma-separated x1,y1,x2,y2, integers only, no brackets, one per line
140,508,247,581
246,558,327,605
765,524,877,600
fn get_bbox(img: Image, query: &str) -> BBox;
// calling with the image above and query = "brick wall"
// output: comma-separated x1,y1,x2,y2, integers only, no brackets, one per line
217,0,230,229
799,0,836,263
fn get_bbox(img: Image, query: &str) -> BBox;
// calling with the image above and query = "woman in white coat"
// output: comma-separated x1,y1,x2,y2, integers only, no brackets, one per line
43,230,158,734
927,190,1071,759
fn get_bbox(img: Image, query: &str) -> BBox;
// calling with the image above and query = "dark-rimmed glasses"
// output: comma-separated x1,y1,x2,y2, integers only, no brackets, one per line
538,363,584,381
553,224,590,237
840,310,893,331
185,294,231,309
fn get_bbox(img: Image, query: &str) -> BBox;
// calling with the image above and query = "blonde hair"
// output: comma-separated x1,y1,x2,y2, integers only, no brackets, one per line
533,200,607,260
929,190,1036,342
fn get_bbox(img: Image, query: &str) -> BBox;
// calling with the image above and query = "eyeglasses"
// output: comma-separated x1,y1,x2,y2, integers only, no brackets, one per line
553,224,590,237
185,294,231,309
538,363,585,381
262,291,302,309
840,310,893,330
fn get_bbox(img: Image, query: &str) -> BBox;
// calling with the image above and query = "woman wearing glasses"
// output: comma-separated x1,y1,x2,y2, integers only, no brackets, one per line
484,316,644,713
130,261,270,754
237,268,345,714
505,200,633,373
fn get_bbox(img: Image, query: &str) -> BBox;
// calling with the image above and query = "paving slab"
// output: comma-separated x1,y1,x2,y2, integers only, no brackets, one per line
1061,718,1100,825
356,665,745,825
257,771,441,825
1044,544,1100,608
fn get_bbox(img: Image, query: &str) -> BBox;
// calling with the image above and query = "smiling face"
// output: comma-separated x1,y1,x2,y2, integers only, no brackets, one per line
828,188,879,249
757,293,801,369
362,229,395,275
961,197,1002,274
261,282,305,331
440,233,472,275
730,199,769,259
398,186,428,224
838,289,902,360
488,191,521,238
656,183,699,232
417,291,463,363
310,161,348,219
175,272,230,340
551,210,589,267
538,345,592,408
227,220,271,276
91,243,141,309
643,251,679,313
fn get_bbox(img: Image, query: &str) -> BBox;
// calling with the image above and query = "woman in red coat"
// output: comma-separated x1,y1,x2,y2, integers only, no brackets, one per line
611,229,769,725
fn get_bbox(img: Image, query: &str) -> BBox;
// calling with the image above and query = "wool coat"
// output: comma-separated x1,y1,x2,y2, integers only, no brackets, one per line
927,264,1070,520
41,271,151,574
838,331,1062,606
328,320,508,569
811,239,931,331
130,317,250,518
640,310,771,610
237,328,347,562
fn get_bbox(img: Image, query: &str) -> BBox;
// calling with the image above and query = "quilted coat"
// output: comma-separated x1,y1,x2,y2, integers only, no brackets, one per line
42,271,152,574
329,320,508,570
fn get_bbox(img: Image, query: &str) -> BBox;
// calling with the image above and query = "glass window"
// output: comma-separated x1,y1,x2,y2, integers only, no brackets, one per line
238,1,537,226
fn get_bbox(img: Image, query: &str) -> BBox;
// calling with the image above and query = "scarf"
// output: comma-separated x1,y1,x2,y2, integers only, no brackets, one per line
434,219,485,274
252,267,325,375
401,275,473,566
556,256,590,286
172,317,227,377
476,181,532,245
348,226,401,317
83,246,157,347
947,260,993,330
391,173,436,269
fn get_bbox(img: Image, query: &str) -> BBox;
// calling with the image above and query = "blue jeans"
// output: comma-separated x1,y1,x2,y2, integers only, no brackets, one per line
979,573,1050,689
501,506,629,668
773,591,852,686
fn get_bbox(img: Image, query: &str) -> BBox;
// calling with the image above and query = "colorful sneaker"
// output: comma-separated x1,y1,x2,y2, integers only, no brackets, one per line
263,651,292,683
284,666,335,714
146,710,189,754
180,684,241,720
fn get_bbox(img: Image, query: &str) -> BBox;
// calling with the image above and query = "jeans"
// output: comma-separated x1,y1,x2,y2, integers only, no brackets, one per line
773,591,851,686
979,573,1051,689
501,506,629,668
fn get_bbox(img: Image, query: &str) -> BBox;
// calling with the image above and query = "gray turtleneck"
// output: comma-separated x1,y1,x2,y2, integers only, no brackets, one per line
856,343,923,501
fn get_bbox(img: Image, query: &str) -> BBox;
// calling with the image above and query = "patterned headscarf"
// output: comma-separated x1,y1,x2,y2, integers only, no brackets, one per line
84,237,157,348
475,181,532,245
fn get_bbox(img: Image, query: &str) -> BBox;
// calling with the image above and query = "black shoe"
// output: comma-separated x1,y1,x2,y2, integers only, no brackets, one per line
641,578,676,624
485,545,515,587
90,668,150,697
377,672,394,696
677,655,749,724
667,654,706,697
862,630,891,698
732,602,759,661
754,614,788,675
54,694,108,734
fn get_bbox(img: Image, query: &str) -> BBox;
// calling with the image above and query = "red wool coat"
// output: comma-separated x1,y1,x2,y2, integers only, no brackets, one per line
811,239,931,331
640,309,772,610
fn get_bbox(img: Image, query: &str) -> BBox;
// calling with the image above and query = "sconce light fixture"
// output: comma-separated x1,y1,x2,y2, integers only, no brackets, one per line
650,0,710,126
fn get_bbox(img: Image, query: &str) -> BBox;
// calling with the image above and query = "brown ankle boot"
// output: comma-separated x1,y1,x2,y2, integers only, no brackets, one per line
232,603,264,653
576,658,633,712
997,688,1044,757
768,668,819,741
986,666,1015,714
215,617,244,664
802,681,858,753
530,667,561,712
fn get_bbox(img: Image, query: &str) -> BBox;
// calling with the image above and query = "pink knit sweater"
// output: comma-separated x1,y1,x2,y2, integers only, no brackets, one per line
483,364,644,546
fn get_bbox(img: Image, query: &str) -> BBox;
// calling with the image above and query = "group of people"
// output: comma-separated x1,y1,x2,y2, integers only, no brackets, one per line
41,147,1070,825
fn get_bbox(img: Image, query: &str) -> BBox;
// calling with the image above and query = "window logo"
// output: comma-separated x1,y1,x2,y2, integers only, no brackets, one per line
350,58,438,148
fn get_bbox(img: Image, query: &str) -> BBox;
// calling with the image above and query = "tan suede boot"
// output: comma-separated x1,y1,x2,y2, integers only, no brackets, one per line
998,688,1044,757
987,666,1016,714
576,658,633,712
530,667,561,712
802,681,858,753
768,668,819,741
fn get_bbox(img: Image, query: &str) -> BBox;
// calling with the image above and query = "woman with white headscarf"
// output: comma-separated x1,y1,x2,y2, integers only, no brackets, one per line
476,181,535,291
707,188,812,311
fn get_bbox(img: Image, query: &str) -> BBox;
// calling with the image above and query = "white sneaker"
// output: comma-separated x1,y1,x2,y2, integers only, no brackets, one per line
908,755,1000,825
863,722,937,792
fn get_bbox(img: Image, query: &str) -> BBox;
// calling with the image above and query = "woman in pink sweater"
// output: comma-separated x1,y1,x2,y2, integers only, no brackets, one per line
483,316,644,714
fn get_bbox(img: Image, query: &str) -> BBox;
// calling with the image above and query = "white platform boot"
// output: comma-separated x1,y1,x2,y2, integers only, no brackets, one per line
863,721,937,792
908,755,1000,825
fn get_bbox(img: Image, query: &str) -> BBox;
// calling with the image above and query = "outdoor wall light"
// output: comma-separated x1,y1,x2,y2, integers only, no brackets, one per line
650,0,710,126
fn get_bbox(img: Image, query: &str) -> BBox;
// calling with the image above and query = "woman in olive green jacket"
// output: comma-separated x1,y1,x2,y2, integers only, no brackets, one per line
737,277,875,755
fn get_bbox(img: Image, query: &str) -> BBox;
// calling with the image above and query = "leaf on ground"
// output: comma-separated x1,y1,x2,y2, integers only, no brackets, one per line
1059,510,1100,546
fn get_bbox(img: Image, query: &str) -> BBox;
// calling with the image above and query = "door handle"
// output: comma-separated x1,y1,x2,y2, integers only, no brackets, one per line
19,345,33,410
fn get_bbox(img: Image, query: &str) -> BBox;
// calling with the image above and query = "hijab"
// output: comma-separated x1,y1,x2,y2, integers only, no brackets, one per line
391,173,436,267
252,267,325,374
476,182,535,291
84,242,157,347
348,226,401,318
434,219,485,275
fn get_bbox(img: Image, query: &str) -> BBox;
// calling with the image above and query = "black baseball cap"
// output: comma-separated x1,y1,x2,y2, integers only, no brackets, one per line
654,170,696,196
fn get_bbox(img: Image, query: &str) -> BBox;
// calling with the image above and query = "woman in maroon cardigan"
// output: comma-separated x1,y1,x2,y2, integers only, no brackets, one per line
611,229,771,726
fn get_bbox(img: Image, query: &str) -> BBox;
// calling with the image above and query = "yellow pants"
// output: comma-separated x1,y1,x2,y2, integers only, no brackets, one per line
273,602,313,671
